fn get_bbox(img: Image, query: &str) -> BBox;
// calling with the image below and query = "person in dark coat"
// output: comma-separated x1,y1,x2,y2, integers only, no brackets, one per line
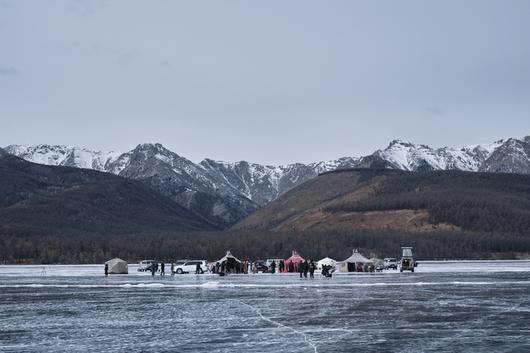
151,264,155,276
160,262,165,276
309,260,316,278
303,260,309,278
279,260,285,273
104,264,108,277
270,260,276,274
195,262,202,274
171,263,174,275
298,262,304,278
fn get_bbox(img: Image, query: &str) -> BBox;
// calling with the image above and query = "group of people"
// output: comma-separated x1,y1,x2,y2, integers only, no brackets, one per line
210,260,238,275
150,262,165,276
296,259,317,278
131,259,334,277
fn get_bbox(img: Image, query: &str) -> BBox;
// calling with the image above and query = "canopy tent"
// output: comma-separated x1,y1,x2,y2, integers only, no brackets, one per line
215,251,241,274
105,257,128,274
216,250,241,264
317,257,336,270
283,250,305,272
338,249,374,272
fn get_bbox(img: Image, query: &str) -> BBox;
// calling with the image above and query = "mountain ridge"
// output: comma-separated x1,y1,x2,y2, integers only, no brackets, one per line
6,135,530,227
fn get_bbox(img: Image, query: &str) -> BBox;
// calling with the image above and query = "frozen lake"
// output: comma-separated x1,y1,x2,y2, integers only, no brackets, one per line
1,261,530,352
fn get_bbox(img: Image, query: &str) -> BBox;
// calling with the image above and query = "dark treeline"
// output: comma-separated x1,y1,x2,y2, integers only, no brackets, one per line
2,229,530,264
324,171,530,234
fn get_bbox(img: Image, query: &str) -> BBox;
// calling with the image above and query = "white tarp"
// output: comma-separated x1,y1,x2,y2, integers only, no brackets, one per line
317,257,336,269
105,257,128,274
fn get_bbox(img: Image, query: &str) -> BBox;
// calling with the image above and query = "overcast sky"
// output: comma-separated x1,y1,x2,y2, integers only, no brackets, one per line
1,0,529,164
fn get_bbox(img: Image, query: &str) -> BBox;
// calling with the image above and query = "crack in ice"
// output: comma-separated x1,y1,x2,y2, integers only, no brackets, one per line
238,300,318,353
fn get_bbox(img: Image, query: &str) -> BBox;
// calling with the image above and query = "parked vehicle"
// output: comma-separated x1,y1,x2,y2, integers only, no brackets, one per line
384,258,398,270
174,260,208,274
254,260,269,273
265,259,283,267
400,247,417,272
171,260,188,273
138,260,156,272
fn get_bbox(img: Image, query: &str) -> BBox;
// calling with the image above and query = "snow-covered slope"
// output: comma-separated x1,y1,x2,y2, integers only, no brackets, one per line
5,135,530,226
359,138,529,173
4,144,120,171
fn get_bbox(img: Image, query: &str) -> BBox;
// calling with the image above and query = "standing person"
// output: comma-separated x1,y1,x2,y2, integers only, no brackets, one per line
104,263,108,277
171,263,174,275
303,260,309,278
279,260,285,273
195,262,202,274
271,260,276,274
309,260,316,278
151,264,155,276
299,262,304,278
160,262,165,276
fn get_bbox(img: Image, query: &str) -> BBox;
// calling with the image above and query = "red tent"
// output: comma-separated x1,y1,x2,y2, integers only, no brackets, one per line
283,250,305,272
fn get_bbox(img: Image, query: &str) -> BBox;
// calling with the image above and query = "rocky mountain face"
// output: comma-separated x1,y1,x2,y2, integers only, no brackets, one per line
104,143,258,228
5,135,530,227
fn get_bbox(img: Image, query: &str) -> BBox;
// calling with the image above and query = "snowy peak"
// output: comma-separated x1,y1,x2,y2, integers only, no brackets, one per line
480,138,530,174
4,144,120,171
367,136,530,173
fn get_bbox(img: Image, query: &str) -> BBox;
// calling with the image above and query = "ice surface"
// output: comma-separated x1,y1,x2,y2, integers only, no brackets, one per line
1,261,530,353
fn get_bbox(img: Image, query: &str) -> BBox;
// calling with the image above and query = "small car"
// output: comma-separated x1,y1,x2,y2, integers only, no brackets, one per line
174,260,208,274
254,260,269,273
383,258,398,270
138,260,156,272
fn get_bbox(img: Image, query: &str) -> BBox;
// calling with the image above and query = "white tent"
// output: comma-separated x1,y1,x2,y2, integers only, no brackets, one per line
105,257,128,274
338,249,373,272
216,251,241,264
317,257,336,270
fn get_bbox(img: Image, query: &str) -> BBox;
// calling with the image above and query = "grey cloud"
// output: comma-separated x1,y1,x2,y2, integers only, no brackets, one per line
0,1,529,164
0,66,19,76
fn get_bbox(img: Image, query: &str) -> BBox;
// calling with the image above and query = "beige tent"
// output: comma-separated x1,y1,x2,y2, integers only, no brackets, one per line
338,249,373,272
105,257,128,274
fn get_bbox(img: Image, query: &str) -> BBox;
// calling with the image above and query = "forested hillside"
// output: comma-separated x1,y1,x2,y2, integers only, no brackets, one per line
2,229,530,264
0,152,217,236
235,169,530,235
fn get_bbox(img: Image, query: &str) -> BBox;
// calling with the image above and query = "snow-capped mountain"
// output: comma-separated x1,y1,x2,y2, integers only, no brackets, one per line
358,137,530,173
4,144,121,172
5,135,530,227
